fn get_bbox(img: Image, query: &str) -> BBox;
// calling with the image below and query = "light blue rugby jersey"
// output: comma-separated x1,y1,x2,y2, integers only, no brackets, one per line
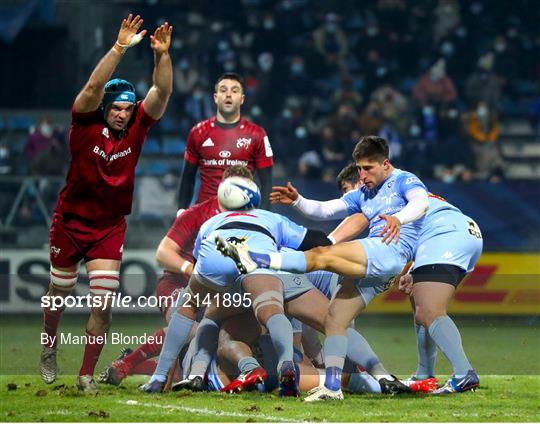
194,209,308,258
341,168,427,251
426,194,461,218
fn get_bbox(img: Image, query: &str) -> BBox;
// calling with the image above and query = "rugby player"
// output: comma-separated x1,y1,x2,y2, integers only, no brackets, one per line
39,14,173,392
397,194,482,394
140,177,332,396
177,73,273,210
98,165,252,386
216,136,429,400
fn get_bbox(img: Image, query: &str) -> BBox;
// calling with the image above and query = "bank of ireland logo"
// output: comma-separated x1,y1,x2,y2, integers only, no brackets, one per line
219,150,231,158
236,137,252,149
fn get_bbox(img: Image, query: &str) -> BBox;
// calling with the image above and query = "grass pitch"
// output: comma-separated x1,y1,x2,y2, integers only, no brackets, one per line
1,315,539,422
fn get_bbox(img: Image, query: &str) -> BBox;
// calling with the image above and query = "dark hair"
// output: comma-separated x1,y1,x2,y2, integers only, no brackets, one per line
352,135,389,162
222,165,253,180
215,72,244,92
337,163,359,191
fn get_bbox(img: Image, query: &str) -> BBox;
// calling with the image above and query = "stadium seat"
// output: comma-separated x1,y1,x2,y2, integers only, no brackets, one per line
146,161,169,176
8,115,35,131
142,137,161,155
159,116,181,132
162,138,186,155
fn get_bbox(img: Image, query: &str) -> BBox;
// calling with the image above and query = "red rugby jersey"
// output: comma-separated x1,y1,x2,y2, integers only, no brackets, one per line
184,116,273,204
165,196,221,263
55,102,156,222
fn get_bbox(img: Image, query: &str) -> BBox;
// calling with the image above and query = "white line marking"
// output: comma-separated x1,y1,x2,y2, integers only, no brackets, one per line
121,400,303,422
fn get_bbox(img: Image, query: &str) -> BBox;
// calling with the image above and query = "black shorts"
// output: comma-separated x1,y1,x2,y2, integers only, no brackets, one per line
411,264,467,287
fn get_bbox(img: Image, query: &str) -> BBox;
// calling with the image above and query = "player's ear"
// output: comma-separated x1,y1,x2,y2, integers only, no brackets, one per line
240,93,245,105
213,92,218,105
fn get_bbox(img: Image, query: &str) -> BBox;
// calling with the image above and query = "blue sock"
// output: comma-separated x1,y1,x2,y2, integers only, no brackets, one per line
428,315,472,377
415,323,438,378
189,318,220,377
266,314,293,370
238,356,260,374
279,250,307,273
345,328,382,375
324,335,347,391
154,311,194,379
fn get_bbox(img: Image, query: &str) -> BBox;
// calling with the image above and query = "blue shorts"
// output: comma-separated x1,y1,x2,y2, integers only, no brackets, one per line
277,272,314,301
195,229,277,291
414,210,483,272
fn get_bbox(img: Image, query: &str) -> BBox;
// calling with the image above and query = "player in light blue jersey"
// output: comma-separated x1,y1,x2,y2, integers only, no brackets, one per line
140,174,333,396
217,137,428,400
398,194,483,394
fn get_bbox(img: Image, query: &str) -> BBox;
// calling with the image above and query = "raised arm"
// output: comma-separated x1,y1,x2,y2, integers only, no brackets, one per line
270,182,349,221
143,22,173,120
74,14,147,113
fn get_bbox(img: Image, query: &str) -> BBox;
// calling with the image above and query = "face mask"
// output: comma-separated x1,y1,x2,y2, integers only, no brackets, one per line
263,19,274,30
251,106,262,117
193,91,204,100
325,23,337,33
456,27,467,38
376,66,387,77
218,41,229,51
282,109,292,119
367,27,378,37
0,146,8,159
442,173,456,183
179,59,189,70
409,124,421,137
258,54,273,71
447,109,459,119
441,41,454,56
477,106,489,118
40,124,54,138
423,106,434,116
224,61,236,71
494,42,506,52
291,63,304,74
295,126,307,139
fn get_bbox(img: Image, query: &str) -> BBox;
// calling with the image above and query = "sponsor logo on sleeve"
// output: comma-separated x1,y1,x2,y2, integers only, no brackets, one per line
263,136,273,157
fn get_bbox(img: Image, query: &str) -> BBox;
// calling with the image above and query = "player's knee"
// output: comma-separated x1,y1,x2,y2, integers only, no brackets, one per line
414,305,444,328
324,308,347,334
50,266,79,293
252,291,283,323
88,270,120,296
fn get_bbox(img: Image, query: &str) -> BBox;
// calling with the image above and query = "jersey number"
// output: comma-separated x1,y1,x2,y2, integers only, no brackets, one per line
468,220,482,239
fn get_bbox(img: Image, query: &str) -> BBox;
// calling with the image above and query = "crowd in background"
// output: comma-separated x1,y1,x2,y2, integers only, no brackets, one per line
2,0,540,191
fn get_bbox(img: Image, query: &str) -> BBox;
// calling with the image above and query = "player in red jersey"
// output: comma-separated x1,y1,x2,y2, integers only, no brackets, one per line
39,14,173,392
98,166,253,386
177,72,273,210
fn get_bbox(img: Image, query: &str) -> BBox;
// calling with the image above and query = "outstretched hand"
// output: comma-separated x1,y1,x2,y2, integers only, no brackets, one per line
379,214,401,245
117,14,147,46
269,182,299,205
150,22,173,54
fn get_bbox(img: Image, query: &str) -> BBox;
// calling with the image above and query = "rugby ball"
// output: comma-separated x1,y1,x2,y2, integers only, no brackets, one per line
217,177,261,210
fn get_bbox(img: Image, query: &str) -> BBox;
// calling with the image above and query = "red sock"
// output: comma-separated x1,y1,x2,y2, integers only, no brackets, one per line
123,328,165,370
79,330,106,376
130,359,157,375
42,307,65,348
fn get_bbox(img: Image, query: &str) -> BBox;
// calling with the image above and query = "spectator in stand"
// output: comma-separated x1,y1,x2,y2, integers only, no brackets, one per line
24,117,61,163
284,55,313,98
432,0,461,44
467,101,504,182
413,59,458,108
359,100,384,135
331,76,363,112
313,13,348,72
370,84,410,135
184,84,214,124
464,53,502,109
174,57,200,99
319,125,347,172
363,49,392,94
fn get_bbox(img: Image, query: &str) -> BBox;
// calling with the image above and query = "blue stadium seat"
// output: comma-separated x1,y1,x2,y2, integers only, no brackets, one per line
142,137,161,154
162,138,186,155
146,161,169,176
8,116,35,131
159,116,181,132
